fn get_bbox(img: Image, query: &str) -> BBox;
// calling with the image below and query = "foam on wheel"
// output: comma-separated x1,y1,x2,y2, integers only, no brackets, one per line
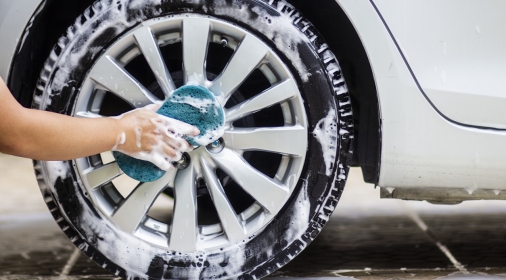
32,0,353,279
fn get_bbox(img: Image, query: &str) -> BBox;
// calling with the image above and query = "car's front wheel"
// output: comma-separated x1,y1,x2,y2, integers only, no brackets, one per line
33,0,353,278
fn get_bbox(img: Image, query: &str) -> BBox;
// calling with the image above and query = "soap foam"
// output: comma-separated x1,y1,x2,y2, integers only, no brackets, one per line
313,108,338,176
159,85,225,147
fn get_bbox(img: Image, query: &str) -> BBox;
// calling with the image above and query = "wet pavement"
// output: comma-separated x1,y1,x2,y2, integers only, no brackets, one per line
2,154,506,279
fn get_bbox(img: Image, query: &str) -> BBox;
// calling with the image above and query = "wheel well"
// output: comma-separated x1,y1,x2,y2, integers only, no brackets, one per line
286,0,381,184
7,0,96,108
8,0,381,184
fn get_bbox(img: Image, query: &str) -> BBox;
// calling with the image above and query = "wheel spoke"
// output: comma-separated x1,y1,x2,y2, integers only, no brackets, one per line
169,163,198,252
226,80,298,123
82,162,122,189
182,18,210,85
223,125,307,156
200,157,246,242
208,149,288,213
133,26,176,96
210,34,269,103
74,111,103,119
110,170,175,233
89,55,157,108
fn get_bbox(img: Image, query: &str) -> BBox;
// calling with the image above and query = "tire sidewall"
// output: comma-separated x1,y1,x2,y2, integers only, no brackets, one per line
34,0,351,279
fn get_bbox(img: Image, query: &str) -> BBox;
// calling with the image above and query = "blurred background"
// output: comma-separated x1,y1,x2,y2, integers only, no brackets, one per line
2,153,506,279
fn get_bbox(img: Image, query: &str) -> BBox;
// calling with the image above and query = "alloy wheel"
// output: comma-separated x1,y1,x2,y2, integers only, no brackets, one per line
72,15,308,252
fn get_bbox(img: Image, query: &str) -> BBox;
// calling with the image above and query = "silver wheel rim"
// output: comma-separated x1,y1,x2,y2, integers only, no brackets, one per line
72,15,308,252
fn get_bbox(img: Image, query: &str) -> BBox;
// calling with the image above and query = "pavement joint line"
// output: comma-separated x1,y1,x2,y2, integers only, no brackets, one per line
59,248,81,278
399,201,469,274
331,268,450,273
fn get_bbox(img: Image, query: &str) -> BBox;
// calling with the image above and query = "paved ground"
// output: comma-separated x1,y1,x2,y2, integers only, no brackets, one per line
2,154,506,279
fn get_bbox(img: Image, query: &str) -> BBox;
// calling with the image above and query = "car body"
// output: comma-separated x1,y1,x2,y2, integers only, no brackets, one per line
1,0,505,278
3,0,506,200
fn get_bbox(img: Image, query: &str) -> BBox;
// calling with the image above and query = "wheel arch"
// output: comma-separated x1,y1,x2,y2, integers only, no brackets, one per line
7,0,96,108
286,0,381,184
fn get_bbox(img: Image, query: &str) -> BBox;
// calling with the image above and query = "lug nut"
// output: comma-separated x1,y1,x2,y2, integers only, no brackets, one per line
211,140,220,148
220,37,228,47
207,138,225,153
172,152,191,170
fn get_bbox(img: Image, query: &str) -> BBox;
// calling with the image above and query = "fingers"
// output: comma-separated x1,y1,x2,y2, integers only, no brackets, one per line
150,153,174,171
158,115,200,136
152,142,190,171
113,105,199,171
164,136,193,153
144,102,163,112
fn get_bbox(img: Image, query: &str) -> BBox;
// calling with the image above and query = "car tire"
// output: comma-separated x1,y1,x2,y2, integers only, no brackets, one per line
33,0,353,279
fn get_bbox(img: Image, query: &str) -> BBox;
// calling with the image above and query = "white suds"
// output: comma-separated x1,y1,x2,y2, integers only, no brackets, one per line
200,245,246,279
45,161,69,186
192,126,225,147
283,176,310,245
214,1,311,82
186,72,206,87
312,109,338,176
112,132,126,151
465,188,475,195
172,95,220,114
42,0,164,109
74,180,247,279
77,191,164,279
135,127,142,149
112,109,198,171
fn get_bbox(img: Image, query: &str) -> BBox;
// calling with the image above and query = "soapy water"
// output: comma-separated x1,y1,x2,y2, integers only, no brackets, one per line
437,272,506,279
283,175,310,245
313,108,338,176
213,1,311,83
38,156,249,279
112,106,197,172
38,0,312,109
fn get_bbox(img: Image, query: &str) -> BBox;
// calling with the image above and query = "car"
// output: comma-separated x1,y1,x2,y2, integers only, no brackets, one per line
2,0,505,279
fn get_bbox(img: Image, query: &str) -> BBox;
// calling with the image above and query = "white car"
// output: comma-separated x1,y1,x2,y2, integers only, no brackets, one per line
1,0,504,278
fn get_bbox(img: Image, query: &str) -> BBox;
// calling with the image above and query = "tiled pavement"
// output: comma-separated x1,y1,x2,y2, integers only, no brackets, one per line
2,154,506,279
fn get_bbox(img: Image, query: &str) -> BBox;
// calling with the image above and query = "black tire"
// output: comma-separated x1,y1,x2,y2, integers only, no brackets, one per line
33,0,353,279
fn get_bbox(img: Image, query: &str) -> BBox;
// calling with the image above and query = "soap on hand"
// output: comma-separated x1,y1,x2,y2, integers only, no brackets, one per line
114,85,225,182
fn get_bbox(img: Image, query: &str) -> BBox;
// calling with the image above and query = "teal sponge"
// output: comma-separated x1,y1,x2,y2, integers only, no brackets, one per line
159,85,225,146
113,85,225,182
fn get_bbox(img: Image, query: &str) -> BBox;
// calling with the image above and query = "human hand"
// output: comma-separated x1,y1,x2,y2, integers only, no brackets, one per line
112,104,200,171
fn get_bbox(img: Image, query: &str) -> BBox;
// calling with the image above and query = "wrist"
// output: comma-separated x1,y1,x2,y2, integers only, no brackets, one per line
109,117,125,151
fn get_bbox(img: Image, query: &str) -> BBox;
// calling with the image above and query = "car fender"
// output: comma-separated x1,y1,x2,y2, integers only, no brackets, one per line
0,0,44,79
337,0,506,191
374,0,506,130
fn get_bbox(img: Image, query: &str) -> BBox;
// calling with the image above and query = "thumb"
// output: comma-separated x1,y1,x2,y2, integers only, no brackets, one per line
144,102,162,112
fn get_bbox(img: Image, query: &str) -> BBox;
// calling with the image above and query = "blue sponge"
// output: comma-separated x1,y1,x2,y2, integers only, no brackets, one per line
113,85,225,182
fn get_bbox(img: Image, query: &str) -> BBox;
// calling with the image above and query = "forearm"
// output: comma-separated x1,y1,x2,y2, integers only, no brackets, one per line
5,108,120,160
0,77,198,167
0,77,119,160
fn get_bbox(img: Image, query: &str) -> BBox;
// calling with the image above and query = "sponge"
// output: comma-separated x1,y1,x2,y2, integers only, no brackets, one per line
113,85,225,182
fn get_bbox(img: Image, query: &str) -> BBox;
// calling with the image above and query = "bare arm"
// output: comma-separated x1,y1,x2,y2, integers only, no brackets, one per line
0,77,198,169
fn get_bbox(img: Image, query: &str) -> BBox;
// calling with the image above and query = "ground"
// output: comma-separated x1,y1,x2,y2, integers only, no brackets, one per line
1,154,506,279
